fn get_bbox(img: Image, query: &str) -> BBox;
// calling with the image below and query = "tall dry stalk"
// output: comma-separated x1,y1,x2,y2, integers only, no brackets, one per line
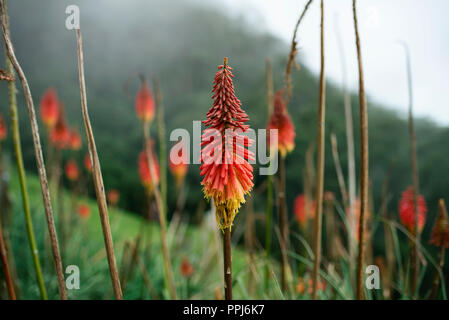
311,0,326,300
334,15,356,273
75,29,123,299
399,41,420,297
142,121,177,299
153,75,167,216
278,156,289,292
285,0,314,104
0,0,66,299
0,218,15,299
264,58,274,288
353,0,369,300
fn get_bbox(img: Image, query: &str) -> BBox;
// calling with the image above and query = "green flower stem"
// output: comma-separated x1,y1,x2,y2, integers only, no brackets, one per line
7,57,47,300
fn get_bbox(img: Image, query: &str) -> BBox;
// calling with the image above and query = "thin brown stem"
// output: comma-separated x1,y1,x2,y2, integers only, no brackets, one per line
0,0,66,299
278,156,289,292
142,122,177,299
285,0,314,104
266,58,274,117
75,29,122,299
223,227,232,300
353,0,369,300
311,0,326,300
0,220,15,300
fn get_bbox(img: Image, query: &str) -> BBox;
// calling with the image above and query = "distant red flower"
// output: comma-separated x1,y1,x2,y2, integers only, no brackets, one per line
430,199,449,248
49,109,70,149
107,189,120,206
399,187,427,233
77,203,91,219
40,88,60,129
138,142,160,191
267,90,295,157
0,114,7,141
169,141,189,187
296,277,326,295
180,257,194,278
65,159,79,181
294,194,315,228
69,129,82,150
84,153,92,172
135,81,155,123
200,58,254,230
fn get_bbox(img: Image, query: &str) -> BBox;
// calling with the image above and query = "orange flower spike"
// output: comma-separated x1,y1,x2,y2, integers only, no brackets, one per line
135,80,155,124
399,187,427,233
200,57,254,230
77,203,91,219
49,107,70,149
169,141,189,187
107,189,120,206
65,159,79,181
39,88,60,129
69,129,82,150
0,114,7,141
180,257,194,278
138,142,160,191
294,194,315,228
430,199,449,248
84,153,92,172
267,90,295,157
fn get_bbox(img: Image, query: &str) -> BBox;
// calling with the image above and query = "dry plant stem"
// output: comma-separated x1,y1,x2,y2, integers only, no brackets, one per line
142,122,177,299
285,0,314,104
223,227,232,300
1,0,67,299
264,57,274,288
75,29,122,299
400,42,420,297
353,0,369,300
153,75,167,216
311,0,326,300
330,133,348,206
278,156,289,292
0,220,15,299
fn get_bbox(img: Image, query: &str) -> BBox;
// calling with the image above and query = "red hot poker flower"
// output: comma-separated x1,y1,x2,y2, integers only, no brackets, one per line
69,129,82,150
169,141,189,188
50,108,70,149
84,153,92,172
399,187,427,233
40,88,60,129
135,80,155,124
138,142,160,192
294,194,316,228
200,57,254,230
267,90,295,157
430,199,449,248
0,114,7,141
77,203,91,219
107,189,120,206
180,257,194,278
65,159,79,181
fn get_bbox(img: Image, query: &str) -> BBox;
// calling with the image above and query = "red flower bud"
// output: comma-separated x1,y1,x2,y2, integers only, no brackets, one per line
135,81,155,123
40,88,60,129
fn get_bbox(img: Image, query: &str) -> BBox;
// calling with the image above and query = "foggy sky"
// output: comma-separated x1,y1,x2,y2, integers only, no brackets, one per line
218,0,449,125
